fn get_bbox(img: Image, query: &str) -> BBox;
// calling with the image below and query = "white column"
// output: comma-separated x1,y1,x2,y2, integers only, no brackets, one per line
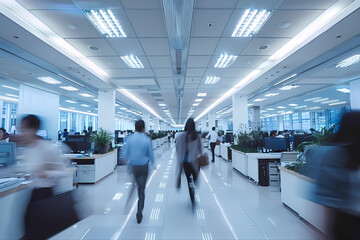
253,106,260,126
232,93,248,134
142,113,150,133
201,118,207,132
154,119,159,132
208,113,216,131
0,100,3,128
98,89,115,135
17,85,59,141
161,121,166,131
350,79,360,110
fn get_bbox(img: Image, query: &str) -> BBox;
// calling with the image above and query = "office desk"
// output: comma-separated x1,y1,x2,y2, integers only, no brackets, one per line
67,150,117,183
246,153,281,186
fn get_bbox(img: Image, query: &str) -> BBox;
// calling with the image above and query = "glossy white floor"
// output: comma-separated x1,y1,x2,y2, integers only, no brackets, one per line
51,142,325,240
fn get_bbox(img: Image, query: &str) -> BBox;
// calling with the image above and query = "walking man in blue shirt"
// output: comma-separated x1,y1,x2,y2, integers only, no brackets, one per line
125,120,155,224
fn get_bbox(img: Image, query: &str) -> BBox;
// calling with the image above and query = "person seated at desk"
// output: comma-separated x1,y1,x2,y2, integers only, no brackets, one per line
270,130,284,138
283,130,290,138
0,128,9,142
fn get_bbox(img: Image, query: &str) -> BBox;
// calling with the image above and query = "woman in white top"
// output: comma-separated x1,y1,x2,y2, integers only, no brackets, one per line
176,118,202,209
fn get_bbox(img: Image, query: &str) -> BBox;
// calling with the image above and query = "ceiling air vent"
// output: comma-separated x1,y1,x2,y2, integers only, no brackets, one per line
147,88,159,92
176,50,182,75
151,93,162,98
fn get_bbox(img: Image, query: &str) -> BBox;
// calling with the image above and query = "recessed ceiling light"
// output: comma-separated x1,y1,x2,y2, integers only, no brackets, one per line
253,98,266,102
288,104,298,106
158,103,166,107
279,85,299,91
195,98,203,102
81,104,90,107
304,97,321,102
247,103,254,106
313,98,329,102
264,93,279,97
306,106,321,110
121,55,144,68
193,103,200,106
65,100,76,103
336,54,360,68
336,88,350,93
232,9,272,38
38,77,61,84
294,105,307,109
277,106,286,109
279,21,292,29
115,103,120,106
197,93,207,97
258,45,269,50
205,76,220,84
79,93,94,98
5,94,18,98
329,101,347,106
120,107,127,110
214,54,237,68
274,74,297,86
60,86,79,91
88,45,99,51
267,108,275,111
321,99,339,104
2,85,19,91
84,9,127,38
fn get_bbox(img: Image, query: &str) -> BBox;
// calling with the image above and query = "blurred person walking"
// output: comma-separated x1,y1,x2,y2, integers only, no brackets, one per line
20,115,78,240
125,120,155,224
176,118,202,209
206,127,218,162
312,111,360,240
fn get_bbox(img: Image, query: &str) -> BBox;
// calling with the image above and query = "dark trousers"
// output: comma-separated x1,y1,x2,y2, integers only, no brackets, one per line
132,165,149,217
332,210,360,240
210,142,216,161
183,162,198,205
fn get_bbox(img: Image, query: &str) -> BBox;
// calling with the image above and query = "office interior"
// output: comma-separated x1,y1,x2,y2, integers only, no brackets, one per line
1,0,360,239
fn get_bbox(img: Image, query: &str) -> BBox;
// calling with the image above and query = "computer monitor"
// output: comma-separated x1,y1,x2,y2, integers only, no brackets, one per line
0,142,16,168
36,129,48,139
65,135,89,153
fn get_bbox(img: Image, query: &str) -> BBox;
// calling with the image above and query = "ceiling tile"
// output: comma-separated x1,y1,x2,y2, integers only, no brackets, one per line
256,10,324,38
185,77,202,84
278,0,337,10
188,38,219,55
30,9,102,38
126,9,167,37
214,38,251,56
222,68,253,77
153,68,173,77
195,0,238,9
74,0,123,9
236,0,283,9
106,68,154,78
161,84,175,89
240,37,291,56
230,55,269,68
106,38,145,56
113,78,156,86
120,0,162,9
66,38,117,57
184,83,200,89
187,56,212,68
147,56,172,68
88,56,128,69
17,0,78,9
186,68,206,77
139,38,170,55
157,78,174,84
191,9,233,37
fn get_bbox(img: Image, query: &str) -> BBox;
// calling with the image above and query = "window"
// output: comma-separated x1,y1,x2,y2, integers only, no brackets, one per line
314,110,326,131
292,113,300,130
283,114,292,130
301,112,310,131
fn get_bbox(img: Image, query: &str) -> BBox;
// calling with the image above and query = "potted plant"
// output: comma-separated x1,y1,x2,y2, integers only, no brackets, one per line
90,128,114,154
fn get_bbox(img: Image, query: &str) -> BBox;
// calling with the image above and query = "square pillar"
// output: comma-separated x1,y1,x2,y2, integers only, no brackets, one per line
232,94,248,133
98,89,115,134
350,80,360,110
142,113,150,133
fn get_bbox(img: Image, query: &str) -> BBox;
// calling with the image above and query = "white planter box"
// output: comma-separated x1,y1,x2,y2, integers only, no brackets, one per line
279,167,328,234
232,149,248,176
220,143,229,160
215,144,221,156
152,140,156,149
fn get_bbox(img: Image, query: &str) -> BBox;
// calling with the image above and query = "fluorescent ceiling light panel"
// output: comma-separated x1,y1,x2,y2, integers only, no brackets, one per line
321,99,339,104
93,99,99,102
84,10,126,38
193,103,200,106
79,93,94,98
232,9,272,38
38,77,61,84
313,98,329,102
336,88,350,93
60,86,79,91
214,54,237,68
288,104,298,106
279,85,299,91
274,74,297,86
277,106,286,109
0,95,19,102
158,103,166,107
65,100,76,103
336,54,360,68
205,76,220,84
197,93,207,97
121,55,144,68
2,85,19,91
253,98,266,102
307,106,321,110
59,107,97,116
304,97,321,102
294,105,307,109
195,98,203,102
247,103,254,106
5,94,18,98
264,93,279,97
81,104,90,107
329,101,347,106
267,108,275,111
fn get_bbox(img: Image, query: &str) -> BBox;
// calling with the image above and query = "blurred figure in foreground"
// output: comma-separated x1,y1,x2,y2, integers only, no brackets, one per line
176,118,202,210
124,120,155,224
0,128,9,142
19,115,78,239
311,112,360,239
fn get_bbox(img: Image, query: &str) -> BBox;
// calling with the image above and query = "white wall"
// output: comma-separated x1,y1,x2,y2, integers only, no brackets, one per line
17,85,59,141
350,79,360,110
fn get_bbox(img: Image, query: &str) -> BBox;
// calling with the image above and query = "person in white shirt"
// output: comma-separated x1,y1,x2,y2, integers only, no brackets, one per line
206,127,218,162
0,128,9,142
